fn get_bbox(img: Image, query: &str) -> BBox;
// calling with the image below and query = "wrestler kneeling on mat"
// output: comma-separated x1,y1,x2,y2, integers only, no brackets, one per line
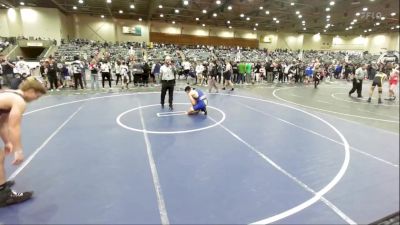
185,86,208,115
0,77,46,207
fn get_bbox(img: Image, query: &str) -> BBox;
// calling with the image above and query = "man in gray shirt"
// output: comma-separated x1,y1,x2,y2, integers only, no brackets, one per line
349,64,367,98
160,56,175,110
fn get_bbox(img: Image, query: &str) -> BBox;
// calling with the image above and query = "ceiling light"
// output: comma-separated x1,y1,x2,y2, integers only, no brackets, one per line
246,17,250,20
330,1,335,6
130,4,135,9
229,26,232,29
175,9,179,13
324,29,326,32
296,11,300,15
196,17,199,21
345,28,349,30
255,23,258,26
253,27,257,30
362,7,368,11
326,18,330,21
375,22,380,25
368,28,372,31
326,15,331,18
119,10,123,13
290,2,295,6
20,1,25,5
227,20,230,24
349,26,352,29
101,15,104,18
202,24,205,27
183,0,189,6
139,18,142,21
276,20,280,23
160,14,164,17
356,12,360,16
227,5,232,10
364,30,367,32
259,6,263,10
303,23,306,26
240,13,244,17
216,0,221,4
172,21,175,24
380,16,385,20
213,13,217,17
158,5,163,8
73,6,77,10
265,10,270,15
326,7,330,11
273,17,277,20
397,25,400,28
303,27,306,30
202,9,207,13
298,15,302,18
391,27,394,30
350,22,354,25
353,19,357,22
106,0,111,3
78,0,84,3
391,12,396,16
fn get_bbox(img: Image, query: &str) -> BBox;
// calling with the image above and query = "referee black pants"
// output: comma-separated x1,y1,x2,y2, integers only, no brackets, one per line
161,80,175,107
349,78,363,97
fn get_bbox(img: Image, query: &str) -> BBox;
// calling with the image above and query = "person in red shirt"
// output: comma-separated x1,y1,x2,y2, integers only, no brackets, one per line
387,65,399,101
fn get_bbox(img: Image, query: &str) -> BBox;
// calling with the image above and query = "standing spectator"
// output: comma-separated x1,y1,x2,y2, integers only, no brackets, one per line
142,61,151,87
151,61,161,85
70,55,84,90
208,60,219,93
160,56,176,110
100,60,112,89
89,56,99,90
45,58,59,92
195,61,204,86
114,60,122,86
222,60,234,91
238,61,246,84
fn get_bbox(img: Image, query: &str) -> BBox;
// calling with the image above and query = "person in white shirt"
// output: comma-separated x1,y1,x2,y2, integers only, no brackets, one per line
182,60,191,81
14,57,30,77
120,61,130,89
100,60,112,88
195,62,204,86
160,56,175,110
69,55,84,90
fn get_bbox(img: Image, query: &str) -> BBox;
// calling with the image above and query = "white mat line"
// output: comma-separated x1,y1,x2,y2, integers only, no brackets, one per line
208,116,356,225
240,103,399,168
8,106,83,180
138,102,170,225
156,111,187,117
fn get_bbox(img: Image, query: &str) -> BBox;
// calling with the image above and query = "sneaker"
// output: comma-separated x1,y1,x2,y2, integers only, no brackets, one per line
378,98,382,104
367,98,371,103
231,88,234,91
169,105,173,111
161,104,164,109
0,188,33,208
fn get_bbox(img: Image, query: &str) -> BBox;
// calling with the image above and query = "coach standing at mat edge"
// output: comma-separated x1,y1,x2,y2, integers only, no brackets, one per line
160,56,175,110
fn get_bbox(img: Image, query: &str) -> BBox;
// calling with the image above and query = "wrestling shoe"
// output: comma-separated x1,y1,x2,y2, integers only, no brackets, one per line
0,188,33,208
169,105,173,111
378,98,382,104
161,104,164,109
367,98,371,103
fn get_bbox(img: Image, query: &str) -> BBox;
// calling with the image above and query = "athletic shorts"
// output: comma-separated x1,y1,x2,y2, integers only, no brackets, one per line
372,77,383,87
223,72,231,81
193,100,207,111
389,79,398,86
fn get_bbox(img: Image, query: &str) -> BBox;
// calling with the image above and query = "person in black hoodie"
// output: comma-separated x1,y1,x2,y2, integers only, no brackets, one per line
45,57,59,91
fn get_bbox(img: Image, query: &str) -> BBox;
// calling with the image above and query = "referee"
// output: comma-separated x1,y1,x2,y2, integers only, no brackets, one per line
349,64,367,98
160,56,175,110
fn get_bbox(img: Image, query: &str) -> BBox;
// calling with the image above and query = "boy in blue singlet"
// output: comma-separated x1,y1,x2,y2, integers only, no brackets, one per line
184,86,208,115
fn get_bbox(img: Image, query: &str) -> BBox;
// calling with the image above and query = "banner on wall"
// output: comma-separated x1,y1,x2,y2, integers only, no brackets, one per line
122,26,142,36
